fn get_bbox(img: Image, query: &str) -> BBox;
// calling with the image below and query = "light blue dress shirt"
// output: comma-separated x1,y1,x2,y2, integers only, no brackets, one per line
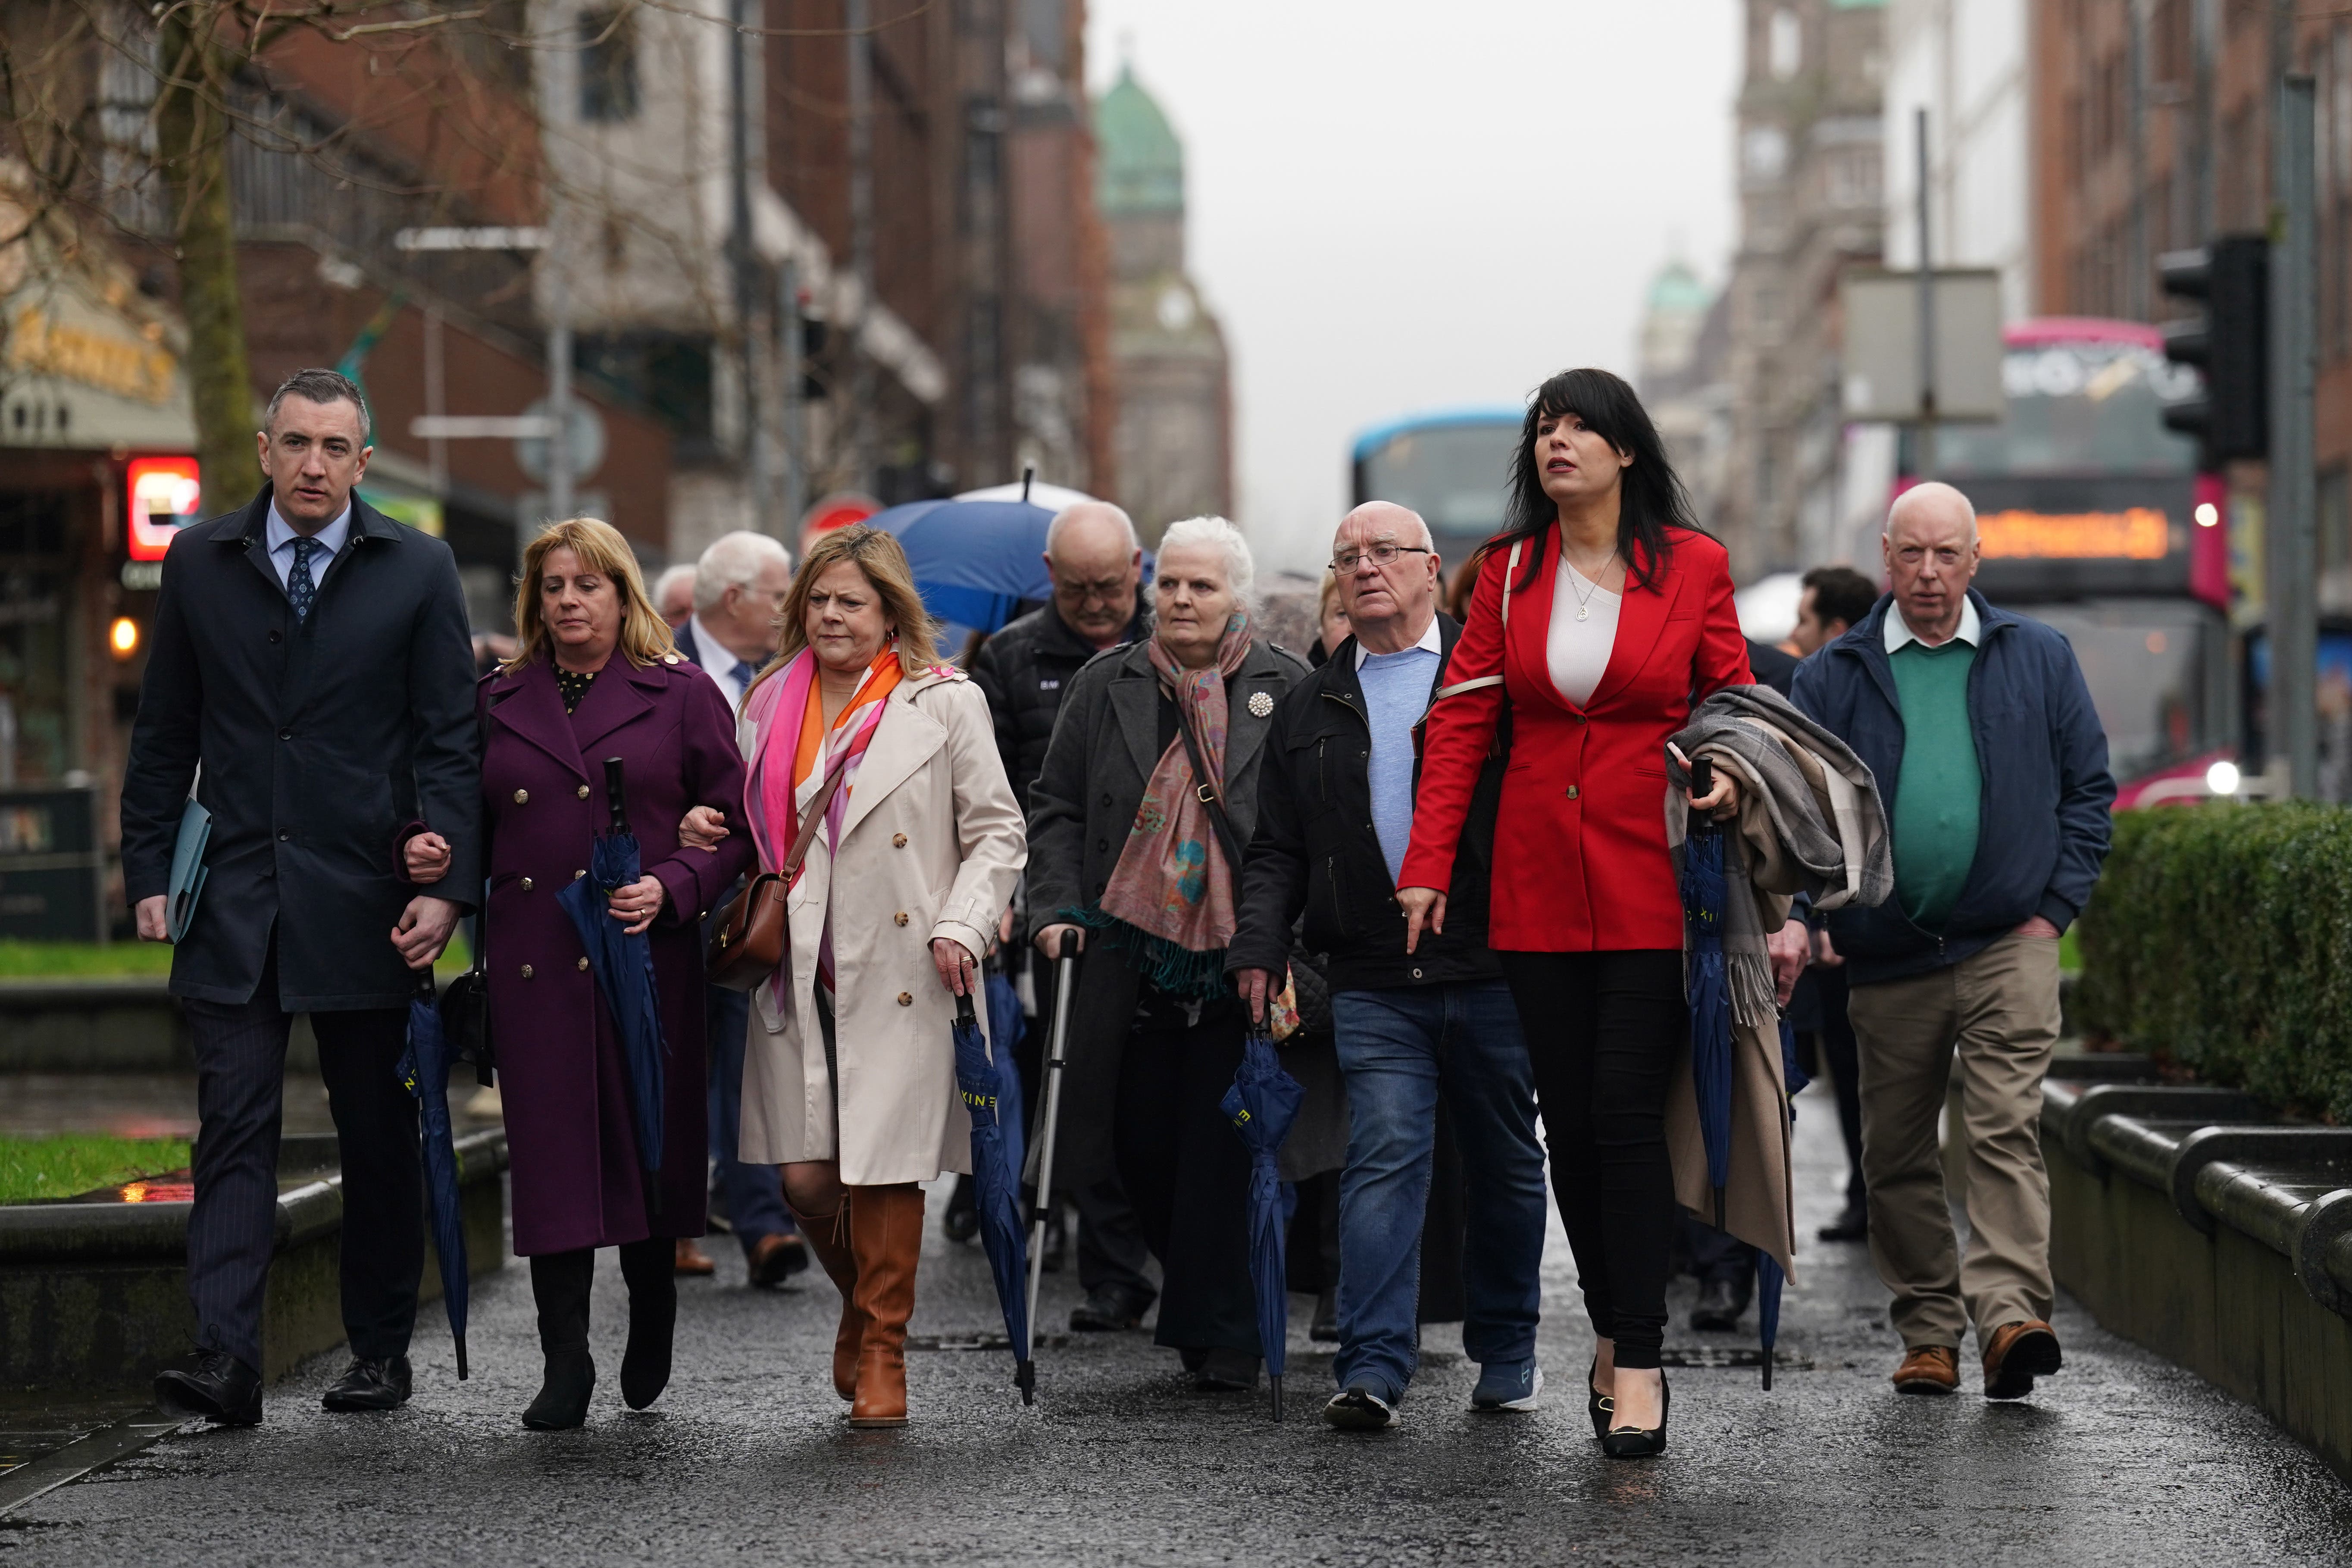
263,501,353,593
1354,617,1444,886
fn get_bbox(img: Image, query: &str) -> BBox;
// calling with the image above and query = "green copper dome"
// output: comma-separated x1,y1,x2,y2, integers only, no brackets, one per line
1096,65,1184,217
1646,259,1713,316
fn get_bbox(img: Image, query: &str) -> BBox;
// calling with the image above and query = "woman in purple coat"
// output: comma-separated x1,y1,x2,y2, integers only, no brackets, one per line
423,517,751,1430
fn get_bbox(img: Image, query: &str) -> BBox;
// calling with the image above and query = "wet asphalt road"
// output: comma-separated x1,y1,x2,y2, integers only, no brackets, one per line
10,1105,2352,1567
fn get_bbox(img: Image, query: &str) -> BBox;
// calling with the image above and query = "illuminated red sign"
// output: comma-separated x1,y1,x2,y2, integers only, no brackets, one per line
799,492,881,551
1978,506,2171,561
126,456,203,561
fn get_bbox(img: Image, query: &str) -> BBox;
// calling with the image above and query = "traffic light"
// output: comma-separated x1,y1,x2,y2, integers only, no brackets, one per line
2157,235,2268,466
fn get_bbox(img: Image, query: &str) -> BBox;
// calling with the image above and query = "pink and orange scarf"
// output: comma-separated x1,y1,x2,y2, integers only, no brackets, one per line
744,645,903,1000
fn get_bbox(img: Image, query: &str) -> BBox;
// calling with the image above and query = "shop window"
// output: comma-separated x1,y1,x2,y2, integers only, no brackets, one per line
0,492,72,787
579,9,640,123
2322,466,2352,614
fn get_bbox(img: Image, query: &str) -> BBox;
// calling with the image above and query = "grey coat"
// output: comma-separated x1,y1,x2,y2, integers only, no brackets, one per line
1026,635,1336,1186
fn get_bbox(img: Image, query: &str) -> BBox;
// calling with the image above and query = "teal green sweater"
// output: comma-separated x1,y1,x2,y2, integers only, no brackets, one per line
1889,639,1981,930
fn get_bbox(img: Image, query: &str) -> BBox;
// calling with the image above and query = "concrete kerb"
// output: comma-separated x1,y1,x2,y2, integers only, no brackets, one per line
2042,1064,2352,1480
0,1127,507,1397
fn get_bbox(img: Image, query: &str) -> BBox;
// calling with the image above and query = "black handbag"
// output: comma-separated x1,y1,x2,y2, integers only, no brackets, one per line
439,901,495,1086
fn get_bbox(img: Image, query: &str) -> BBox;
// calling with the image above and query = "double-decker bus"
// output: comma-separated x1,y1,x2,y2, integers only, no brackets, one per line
1348,406,1525,576
1918,317,2232,798
1352,323,2232,798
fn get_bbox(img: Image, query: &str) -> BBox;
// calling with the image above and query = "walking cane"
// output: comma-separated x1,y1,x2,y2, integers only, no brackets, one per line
1023,930,1081,1368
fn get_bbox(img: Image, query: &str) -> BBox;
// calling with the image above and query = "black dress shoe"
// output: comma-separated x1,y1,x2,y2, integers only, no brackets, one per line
1309,1288,1339,1343
943,1174,980,1243
1192,1348,1260,1392
1069,1286,1151,1333
1601,1370,1670,1460
155,1350,263,1426
1585,1356,1613,1441
1818,1199,1869,1243
1691,1278,1749,1333
322,1355,413,1412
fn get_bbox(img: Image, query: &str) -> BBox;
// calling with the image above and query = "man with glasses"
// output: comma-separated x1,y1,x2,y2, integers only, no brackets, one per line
671,531,807,1287
967,501,1159,1333
1230,502,1547,1431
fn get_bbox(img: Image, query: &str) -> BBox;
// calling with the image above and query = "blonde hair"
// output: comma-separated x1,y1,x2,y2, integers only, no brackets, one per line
504,517,677,674
751,525,939,696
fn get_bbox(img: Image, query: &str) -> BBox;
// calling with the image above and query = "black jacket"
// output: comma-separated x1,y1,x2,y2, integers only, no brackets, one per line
1228,617,1503,992
119,487,482,1010
967,592,1147,808
1027,634,1310,1185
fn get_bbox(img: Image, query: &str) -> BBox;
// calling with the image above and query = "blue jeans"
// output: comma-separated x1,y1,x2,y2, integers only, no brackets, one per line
1331,982,1547,1401
706,981,793,1254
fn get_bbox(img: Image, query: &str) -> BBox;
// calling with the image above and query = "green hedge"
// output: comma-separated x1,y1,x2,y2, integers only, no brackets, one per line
2075,803,2352,1124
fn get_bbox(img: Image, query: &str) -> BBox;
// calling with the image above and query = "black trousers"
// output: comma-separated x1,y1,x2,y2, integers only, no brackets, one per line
1027,946,1157,1307
181,935,422,1373
1808,963,1867,1208
1111,1001,1257,1356
1499,949,1684,1369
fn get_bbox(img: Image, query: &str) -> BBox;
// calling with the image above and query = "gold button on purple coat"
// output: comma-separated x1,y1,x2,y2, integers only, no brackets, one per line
513,789,528,805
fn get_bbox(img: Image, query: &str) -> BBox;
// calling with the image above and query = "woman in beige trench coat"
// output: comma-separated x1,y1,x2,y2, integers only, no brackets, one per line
687,526,1023,1427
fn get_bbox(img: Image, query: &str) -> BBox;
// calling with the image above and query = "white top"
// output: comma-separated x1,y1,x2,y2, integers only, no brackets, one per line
1351,613,1444,667
263,501,352,591
1884,594,1982,652
1547,554,1621,708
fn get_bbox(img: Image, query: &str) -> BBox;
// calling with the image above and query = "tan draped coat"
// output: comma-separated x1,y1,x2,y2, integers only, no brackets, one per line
736,669,1026,1186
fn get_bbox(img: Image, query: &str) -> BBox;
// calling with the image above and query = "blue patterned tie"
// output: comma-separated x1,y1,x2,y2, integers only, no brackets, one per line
288,538,319,622
730,658,758,692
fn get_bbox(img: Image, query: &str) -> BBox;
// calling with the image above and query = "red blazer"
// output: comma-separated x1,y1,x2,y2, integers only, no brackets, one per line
1399,524,1751,952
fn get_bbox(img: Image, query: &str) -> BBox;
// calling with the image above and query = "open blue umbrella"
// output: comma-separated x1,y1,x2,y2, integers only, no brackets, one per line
953,988,1035,1403
397,973,470,1379
869,495,1057,644
557,757,667,1209
1221,1026,1305,1421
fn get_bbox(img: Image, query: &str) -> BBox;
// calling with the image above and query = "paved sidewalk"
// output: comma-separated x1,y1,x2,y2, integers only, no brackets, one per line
9,1099,2351,1565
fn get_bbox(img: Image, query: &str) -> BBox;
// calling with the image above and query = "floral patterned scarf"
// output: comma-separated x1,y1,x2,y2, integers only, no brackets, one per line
1075,612,1252,999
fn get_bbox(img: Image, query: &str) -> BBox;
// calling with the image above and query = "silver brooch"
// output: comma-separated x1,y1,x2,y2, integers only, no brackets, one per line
1247,690,1274,717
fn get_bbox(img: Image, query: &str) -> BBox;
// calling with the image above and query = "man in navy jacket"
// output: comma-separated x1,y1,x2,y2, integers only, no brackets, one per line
1789,482,2114,1404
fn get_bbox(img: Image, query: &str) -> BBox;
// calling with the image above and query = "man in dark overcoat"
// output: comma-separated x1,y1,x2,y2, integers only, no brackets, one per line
967,500,1158,1331
121,369,481,1424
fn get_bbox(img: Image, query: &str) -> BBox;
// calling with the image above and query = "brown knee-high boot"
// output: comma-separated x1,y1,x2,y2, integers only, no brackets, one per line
846,1184,926,1427
789,1198,863,1401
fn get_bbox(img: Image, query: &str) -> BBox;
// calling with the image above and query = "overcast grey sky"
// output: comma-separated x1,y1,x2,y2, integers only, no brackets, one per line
1084,0,1742,573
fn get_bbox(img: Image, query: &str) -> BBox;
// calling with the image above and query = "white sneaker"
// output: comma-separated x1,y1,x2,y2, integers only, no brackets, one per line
1471,1361,1544,1412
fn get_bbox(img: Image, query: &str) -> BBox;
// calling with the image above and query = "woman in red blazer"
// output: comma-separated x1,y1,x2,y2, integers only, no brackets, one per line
1398,368,1749,1458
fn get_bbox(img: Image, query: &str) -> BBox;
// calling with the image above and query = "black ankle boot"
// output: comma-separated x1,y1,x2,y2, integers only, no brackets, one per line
618,1236,676,1411
524,1250,596,1430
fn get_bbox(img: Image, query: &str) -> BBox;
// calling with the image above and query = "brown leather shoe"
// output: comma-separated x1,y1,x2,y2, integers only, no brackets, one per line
673,1238,716,1277
791,1200,863,1401
1891,1344,1960,1396
847,1183,926,1427
1981,1319,2062,1400
747,1232,810,1289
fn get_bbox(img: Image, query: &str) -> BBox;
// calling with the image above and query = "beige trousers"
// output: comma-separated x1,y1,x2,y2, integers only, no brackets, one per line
1847,930,2062,1349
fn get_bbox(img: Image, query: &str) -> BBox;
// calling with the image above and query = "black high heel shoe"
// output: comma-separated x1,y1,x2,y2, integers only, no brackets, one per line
1585,1356,1613,1441
1600,1368,1669,1459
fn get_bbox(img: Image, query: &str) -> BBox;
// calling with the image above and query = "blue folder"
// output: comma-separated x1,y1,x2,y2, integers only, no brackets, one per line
167,796,210,943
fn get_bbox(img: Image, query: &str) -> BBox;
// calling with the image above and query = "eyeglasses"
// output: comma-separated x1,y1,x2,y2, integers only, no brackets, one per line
1054,575,1131,603
1329,543,1432,574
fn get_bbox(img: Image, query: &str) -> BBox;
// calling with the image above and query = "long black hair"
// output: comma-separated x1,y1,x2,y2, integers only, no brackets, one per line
1488,367,1699,596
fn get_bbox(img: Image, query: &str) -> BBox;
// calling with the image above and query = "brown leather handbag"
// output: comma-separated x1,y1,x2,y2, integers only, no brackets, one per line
707,760,851,992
